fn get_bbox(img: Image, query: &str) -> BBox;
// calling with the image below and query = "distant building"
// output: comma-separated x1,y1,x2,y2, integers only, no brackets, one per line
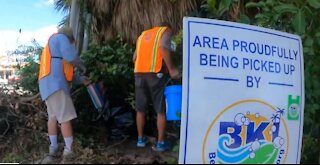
0,54,18,81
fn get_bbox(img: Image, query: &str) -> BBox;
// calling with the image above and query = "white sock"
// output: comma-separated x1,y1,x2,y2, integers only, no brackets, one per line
64,137,73,151
49,135,58,149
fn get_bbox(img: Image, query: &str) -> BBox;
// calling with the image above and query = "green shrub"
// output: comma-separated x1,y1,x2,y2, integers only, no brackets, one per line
81,36,135,107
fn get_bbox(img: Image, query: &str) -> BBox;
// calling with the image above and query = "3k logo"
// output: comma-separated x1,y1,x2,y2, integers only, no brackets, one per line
203,100,289,164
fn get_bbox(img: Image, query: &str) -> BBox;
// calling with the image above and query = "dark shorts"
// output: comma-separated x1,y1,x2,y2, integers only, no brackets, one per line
135,72,168,114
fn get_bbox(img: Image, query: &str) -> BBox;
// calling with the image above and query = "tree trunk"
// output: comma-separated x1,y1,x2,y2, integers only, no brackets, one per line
82,13,91,52
70,0,82,53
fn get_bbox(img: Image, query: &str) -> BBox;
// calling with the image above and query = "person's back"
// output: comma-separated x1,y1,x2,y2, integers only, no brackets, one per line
39,33,77,100
134,26,169,74
133,22,181,152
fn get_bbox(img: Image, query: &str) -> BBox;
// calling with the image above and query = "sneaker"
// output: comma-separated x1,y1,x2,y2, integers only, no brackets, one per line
152,141,170,152
137,137,149,147
40,156,54,164
62,147,75,161
40,146,58,164
48,146,58,157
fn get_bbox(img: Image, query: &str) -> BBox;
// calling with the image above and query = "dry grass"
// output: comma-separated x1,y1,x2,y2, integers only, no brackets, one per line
0,85,179,164
87,0,197,44
1,130,178,164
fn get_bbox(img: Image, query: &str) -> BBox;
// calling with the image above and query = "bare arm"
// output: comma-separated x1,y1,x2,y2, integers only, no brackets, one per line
132,50,137,63
161,47,180,79
161,30,181,79
58,34,87,74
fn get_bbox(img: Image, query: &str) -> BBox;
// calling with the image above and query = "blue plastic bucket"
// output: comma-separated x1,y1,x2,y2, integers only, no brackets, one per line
164,85,182,121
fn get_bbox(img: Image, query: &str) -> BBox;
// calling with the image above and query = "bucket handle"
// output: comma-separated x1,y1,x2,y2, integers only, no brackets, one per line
165,78,172,87
165,77,182,87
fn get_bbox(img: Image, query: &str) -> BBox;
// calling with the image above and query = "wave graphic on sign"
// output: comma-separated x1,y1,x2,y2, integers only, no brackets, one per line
217,135,278,164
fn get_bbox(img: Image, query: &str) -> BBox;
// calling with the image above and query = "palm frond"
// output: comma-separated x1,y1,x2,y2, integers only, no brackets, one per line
87,0,197,44
276,107,285,117
54,0,72,14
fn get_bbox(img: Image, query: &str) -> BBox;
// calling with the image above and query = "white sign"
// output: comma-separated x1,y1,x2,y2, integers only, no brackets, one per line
179,17,304,164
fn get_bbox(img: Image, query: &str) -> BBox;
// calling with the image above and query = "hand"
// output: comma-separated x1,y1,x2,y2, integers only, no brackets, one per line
170,69,182,80
77,64,87,75
83,79,91,86
81,76,91,86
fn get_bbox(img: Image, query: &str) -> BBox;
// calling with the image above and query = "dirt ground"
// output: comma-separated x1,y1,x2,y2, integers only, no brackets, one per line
0,118,180,164
0,88,180,164
35,137,179,164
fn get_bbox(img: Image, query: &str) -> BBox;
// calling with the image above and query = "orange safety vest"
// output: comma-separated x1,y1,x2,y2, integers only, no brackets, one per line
38,35,74,81
134,27,168,73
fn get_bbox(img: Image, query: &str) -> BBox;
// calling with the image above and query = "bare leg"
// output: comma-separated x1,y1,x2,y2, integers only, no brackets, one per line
48,117,58,150
61,121,73,137
136,111,146,138
61,121,74,151
48,117,58,135
157,113,166,142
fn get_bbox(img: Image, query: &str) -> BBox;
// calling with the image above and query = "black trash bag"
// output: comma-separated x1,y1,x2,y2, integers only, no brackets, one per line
107,105,137,140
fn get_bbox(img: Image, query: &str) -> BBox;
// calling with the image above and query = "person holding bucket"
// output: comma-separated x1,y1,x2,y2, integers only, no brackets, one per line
133,22,181,152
